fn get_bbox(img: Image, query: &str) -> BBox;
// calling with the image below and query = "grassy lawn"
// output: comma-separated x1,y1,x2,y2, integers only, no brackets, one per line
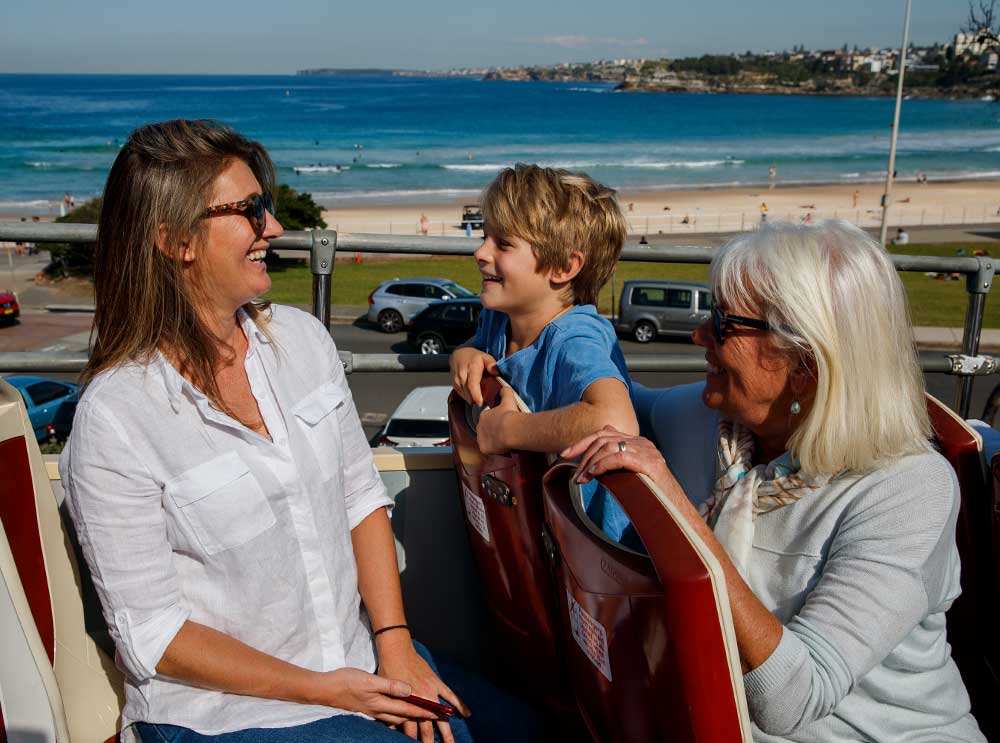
263,242,998,328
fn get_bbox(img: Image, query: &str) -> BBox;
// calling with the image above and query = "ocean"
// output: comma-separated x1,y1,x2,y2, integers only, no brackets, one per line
0,73,998,214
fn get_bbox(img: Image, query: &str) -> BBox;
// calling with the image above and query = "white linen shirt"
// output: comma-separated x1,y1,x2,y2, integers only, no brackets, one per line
60,305,394,735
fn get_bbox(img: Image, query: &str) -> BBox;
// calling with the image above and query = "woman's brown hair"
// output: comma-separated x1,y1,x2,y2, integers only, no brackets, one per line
83,119,276,418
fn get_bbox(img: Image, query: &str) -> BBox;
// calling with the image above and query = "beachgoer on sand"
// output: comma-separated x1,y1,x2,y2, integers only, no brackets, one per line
759,202,769,223
768,165,777,190
419,212,430,236
852,189,860,208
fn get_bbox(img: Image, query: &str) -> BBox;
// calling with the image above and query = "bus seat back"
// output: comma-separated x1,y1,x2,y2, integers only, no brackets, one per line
0,379,124,743
446,377,569,712
0,382,64,742
542,462,751,743
926,394,999,742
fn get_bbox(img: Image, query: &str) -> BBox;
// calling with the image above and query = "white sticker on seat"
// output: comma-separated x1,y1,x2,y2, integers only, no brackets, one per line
463,482,490,544
567,589,612,682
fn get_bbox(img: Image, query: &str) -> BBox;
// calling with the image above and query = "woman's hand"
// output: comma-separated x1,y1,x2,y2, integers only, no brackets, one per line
561,425,671,486
377,638,470,743
450,347,498,406
312,667,442,727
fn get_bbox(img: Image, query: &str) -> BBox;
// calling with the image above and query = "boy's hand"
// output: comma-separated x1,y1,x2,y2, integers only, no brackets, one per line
476,386,520,454
449,347,499,407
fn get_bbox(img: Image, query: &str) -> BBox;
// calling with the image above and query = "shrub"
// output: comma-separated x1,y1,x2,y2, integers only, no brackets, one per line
44,184,326,278
274,183,327,231
46,197,102,276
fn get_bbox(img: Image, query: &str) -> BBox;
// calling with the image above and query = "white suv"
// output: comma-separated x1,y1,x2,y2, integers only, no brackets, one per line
375,386,452,447
366,278,476,333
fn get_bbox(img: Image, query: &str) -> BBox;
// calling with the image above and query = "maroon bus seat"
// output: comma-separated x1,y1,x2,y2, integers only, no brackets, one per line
926,395,999,742
0,432,56,664
541,461,751,743
447,376,574,716
0,379,124,742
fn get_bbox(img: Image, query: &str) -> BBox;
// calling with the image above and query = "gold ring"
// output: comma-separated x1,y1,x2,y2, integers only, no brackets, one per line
618,441,627,453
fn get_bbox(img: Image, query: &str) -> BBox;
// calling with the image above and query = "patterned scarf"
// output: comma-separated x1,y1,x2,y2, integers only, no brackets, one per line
699,419,828,582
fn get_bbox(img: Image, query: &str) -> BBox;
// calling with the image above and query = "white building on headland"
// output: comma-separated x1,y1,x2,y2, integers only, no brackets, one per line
954,29,993,57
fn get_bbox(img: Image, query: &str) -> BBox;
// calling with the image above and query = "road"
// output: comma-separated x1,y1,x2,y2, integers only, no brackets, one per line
325,321,994,440
1,308,994,442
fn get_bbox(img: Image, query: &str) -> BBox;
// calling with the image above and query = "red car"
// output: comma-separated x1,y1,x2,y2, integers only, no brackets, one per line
0,292,20,325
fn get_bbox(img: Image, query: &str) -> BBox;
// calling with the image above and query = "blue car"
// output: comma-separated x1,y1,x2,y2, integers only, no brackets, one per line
6,375,79,442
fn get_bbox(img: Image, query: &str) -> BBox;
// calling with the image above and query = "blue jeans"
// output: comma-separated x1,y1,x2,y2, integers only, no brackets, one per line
134,641,541,743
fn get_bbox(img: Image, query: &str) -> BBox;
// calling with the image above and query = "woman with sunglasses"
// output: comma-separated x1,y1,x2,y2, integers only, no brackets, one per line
565,220,984,741
60,120,537,743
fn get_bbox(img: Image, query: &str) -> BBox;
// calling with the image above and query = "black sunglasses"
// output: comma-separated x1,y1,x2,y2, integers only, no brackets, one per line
711,305,773,345
201,191,275,240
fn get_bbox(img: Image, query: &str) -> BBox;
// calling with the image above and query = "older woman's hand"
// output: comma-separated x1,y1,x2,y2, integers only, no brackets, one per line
561,424,671,486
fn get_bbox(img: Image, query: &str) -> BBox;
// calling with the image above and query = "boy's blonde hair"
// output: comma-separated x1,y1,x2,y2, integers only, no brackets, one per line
481,163,627,306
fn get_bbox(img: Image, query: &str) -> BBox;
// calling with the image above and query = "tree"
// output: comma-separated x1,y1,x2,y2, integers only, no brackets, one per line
274,183,327,231
46,197,102,275
966,0,1000,51
45,183,326,278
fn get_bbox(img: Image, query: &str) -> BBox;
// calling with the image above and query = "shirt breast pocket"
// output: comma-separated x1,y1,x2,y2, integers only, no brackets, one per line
292,380,347,484
166,451,276,555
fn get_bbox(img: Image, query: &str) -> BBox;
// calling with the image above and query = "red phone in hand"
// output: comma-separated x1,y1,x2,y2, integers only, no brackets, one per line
403,694,459,718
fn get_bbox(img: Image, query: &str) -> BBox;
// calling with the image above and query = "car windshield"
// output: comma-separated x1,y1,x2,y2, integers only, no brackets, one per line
384,419,450,438
442,283,475,298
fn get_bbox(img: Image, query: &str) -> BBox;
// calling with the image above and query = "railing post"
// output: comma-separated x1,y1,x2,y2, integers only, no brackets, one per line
956,255,995,416
310,230,338,332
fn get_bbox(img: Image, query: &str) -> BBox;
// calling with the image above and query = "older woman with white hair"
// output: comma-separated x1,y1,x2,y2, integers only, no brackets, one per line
564,220,985,741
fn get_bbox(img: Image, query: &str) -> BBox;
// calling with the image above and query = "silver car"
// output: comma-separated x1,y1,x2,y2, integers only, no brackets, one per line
615,279,712,343
366,278,476,333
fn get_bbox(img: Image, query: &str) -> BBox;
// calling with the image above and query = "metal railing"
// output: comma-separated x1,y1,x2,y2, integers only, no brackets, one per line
267,205,1000,238
0,221,996,417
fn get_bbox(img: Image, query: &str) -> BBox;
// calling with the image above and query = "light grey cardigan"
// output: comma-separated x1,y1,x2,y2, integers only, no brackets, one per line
639,382,985,742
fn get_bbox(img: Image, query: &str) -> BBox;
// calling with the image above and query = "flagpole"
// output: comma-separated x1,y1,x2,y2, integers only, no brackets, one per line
879,0,912,246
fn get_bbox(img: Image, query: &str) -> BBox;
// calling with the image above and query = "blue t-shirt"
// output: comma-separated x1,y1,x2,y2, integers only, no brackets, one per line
471,304,635,542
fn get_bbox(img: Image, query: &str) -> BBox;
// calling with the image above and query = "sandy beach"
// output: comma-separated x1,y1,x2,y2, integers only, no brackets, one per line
1,179,997,237
320,180,1000,237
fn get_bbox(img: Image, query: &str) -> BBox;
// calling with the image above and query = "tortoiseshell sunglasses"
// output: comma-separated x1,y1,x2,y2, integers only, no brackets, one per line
200,191,275,240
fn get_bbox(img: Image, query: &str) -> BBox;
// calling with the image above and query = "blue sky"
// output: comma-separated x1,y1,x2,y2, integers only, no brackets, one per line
0,0,975,74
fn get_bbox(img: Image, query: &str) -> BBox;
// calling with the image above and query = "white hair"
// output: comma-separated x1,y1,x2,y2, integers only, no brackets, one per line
711,220,931,475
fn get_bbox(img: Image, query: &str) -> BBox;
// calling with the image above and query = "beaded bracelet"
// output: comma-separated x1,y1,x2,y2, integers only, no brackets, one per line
372,623,411,638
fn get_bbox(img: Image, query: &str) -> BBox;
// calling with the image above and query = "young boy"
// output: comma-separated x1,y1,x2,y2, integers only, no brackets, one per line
450,163,638,542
